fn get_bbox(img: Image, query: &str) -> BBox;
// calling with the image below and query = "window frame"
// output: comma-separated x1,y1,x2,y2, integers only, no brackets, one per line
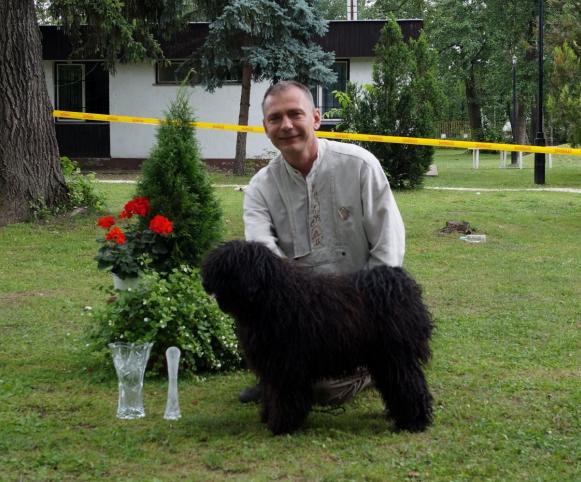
155,60,243,85
55,62,86,121
312,59,350,119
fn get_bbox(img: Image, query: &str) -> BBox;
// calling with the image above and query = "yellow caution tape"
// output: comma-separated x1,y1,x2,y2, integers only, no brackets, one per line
53,110,581,156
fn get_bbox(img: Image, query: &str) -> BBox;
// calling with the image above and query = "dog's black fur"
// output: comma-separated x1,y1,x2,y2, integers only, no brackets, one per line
202,240,434,435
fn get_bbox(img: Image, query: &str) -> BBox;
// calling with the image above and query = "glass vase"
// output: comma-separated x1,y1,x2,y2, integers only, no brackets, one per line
164,346,181,420
109,342,154,419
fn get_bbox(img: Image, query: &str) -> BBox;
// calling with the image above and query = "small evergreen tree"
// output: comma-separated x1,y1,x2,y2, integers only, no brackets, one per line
137,90,223,271
331,18,444,188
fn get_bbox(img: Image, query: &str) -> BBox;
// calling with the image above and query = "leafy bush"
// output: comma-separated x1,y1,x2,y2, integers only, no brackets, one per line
87,266,241,376
60,156,105,211
329,19,444,189
30,157,105,220
137,91,223,272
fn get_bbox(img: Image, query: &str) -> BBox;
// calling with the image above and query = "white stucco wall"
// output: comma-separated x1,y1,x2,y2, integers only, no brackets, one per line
108,64,274,159
349,58,375,86
43,61,55,105
44,58,375,160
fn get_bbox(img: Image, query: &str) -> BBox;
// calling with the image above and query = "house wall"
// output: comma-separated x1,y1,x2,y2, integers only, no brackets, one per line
44,59,375,160
108,63,274,160
349,58,375,85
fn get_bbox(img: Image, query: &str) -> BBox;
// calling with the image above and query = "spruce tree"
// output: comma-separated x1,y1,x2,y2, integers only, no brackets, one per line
137,90,223,271
195,0,337,174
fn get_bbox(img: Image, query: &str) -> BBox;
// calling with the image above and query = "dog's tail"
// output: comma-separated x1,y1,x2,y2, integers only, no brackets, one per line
355,266,433,364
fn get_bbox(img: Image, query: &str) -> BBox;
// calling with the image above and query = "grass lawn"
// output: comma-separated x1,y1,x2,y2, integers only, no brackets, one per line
1,149,580,481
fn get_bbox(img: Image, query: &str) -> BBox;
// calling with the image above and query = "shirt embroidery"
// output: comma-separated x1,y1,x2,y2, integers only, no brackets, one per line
310,183,323,247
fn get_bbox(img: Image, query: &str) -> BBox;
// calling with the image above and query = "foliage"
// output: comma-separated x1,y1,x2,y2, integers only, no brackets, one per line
60,156,106,212
28,156,105,221
365,0,428,18
87,266,241,375
196,0,336,91
548,42,581,146
137,91,224,271
47,0,194,70
95,196,174,279
547,0,581,147
426,0,573,142
330,19,444,188
315,0,366,19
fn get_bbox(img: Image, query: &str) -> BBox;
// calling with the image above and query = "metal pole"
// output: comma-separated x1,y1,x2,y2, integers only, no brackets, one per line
511,55,518,165
534,0,546,184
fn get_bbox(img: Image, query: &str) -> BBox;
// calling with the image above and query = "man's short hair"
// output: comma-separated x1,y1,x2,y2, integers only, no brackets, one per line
261,80,316,112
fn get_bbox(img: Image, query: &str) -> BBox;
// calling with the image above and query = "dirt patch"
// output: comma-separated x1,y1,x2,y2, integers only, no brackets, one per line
439,220,476,234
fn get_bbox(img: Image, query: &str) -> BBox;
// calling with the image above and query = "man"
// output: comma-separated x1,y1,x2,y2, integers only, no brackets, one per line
240,80,405,405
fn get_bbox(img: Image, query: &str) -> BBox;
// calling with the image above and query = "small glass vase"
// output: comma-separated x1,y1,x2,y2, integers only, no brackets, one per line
164,347,181,421
109,342,154,419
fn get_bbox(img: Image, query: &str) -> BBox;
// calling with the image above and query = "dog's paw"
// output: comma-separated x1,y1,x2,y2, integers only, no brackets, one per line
394,416,432,433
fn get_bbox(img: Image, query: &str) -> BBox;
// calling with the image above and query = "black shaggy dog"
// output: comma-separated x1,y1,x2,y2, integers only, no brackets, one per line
201,240,434,435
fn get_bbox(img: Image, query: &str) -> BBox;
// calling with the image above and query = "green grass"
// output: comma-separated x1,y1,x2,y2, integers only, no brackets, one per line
1,152,580,481
425,148,581,188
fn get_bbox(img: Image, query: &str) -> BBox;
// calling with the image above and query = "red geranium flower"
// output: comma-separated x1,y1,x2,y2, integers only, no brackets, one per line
105,226,126,245
149,214,174,236
120,196,150,219
96,196,174,279
97,215,116,229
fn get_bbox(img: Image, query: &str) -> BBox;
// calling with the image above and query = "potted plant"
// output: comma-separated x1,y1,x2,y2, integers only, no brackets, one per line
95,196,174,289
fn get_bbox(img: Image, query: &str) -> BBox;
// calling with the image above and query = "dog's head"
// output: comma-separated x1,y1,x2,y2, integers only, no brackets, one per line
201,240,278,315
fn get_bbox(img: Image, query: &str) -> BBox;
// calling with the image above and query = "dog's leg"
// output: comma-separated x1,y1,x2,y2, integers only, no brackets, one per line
261,382,313,435
370,361,433,432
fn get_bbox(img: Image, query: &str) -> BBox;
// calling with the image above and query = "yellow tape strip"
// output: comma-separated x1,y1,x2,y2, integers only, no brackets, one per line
53,110,581,156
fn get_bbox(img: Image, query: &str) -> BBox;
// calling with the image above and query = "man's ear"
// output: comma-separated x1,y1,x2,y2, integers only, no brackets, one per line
263,118,272,139
313,108,321,130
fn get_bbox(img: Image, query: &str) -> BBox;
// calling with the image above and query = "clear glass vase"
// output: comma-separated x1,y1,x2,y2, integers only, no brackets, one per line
109,342,154,419
164,346,181,420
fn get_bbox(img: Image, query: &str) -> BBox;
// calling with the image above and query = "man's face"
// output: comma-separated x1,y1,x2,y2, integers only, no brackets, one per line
262,86,321,163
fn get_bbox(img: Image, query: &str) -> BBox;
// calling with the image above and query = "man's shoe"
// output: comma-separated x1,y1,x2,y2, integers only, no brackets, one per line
238,384,262,403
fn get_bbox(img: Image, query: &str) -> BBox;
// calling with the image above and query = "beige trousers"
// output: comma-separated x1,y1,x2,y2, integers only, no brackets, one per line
312,368,373,406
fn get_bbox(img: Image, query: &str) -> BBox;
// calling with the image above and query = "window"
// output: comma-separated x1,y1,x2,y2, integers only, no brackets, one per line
156,60,197,84
56,63,85,112
311,60,349,118
156,60,243,85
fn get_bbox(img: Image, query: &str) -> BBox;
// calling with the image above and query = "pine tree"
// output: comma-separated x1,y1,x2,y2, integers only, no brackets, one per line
137,90,223,271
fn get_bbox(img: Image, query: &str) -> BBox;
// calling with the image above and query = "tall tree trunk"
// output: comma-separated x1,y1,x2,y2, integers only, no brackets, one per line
465,67,482,139
0,0,67,226
233,63,252,176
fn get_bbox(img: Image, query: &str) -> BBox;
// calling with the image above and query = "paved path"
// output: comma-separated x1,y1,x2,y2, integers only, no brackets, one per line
425,186,581,194
96,179,581,193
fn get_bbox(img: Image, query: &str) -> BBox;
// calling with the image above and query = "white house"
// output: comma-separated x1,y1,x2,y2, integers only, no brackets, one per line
41,20,422,169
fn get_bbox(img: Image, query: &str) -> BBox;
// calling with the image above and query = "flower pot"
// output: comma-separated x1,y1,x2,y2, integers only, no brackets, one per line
109,342,154,419
112,273,140,291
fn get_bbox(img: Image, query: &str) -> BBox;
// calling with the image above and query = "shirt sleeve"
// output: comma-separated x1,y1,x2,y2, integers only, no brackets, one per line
243,181,286,258
361,158,406,268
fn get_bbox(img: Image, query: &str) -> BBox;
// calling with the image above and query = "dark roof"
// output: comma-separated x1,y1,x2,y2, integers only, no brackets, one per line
41,19,423,60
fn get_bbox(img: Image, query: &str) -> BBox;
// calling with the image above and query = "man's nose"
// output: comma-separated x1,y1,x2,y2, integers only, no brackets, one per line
281,115,293,130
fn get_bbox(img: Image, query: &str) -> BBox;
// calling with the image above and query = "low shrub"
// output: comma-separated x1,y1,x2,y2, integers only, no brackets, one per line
61,156,106,212
87,266,241,376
